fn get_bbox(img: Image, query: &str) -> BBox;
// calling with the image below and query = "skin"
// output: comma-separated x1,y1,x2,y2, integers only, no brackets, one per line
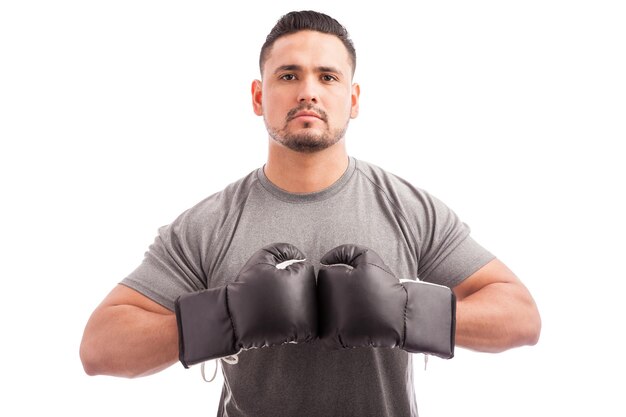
252,31,359,193
80,30,540,378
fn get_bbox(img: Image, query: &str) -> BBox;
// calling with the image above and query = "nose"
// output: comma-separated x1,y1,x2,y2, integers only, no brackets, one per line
297,77,319,104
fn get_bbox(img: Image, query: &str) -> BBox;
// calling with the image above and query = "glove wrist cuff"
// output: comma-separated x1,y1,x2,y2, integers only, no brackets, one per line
403,281,456,359
175,287,236,368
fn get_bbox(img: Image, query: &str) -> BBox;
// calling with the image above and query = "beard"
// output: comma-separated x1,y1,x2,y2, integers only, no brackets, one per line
265,104,349,153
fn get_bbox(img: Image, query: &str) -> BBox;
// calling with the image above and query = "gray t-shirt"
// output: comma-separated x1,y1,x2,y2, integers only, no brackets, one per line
122,157,494,417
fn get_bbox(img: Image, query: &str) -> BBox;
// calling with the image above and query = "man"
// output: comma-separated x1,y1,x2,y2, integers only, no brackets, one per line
80,10,541,417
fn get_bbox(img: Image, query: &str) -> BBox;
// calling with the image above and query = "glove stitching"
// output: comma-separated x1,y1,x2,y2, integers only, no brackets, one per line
364,262,395,278
401,283,409,348
224,285,239,351
338,333,347,349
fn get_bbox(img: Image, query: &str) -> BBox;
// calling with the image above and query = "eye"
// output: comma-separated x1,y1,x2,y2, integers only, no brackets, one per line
321,74,338,82
280,74,296,81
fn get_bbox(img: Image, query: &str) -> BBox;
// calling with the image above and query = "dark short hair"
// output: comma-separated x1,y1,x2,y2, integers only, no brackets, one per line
259,10,356,76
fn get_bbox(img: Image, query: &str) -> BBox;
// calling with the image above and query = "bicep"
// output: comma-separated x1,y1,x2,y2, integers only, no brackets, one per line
96,284,174,315
453,258,524,301
81,284,178,377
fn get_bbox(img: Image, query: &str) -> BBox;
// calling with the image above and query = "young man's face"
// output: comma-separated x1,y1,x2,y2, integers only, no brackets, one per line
252,30,360,153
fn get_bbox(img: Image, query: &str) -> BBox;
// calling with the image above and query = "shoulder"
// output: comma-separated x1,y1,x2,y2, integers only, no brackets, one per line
166,168,261,237
189,168,258,214
353,158,442,214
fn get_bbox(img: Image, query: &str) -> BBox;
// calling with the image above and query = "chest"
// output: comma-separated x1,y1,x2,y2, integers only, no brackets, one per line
205,193,420,286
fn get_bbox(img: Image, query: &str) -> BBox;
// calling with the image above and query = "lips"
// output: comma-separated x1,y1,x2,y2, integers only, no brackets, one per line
287,106,327,122
293,111,322,120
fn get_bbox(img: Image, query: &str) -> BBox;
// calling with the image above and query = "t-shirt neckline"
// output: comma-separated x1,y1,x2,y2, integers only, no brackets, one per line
257,156,356,203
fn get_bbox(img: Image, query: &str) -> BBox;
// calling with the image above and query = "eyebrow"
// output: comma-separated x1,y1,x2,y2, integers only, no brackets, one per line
273,64,344,77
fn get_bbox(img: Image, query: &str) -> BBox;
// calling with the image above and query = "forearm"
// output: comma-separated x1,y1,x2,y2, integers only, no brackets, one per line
80,304,179,378
455,282,541,353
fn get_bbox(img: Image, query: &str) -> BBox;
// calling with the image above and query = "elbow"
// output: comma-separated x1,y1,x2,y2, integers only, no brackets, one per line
79,339,149,379
525,308,542,346
488,315,541,353
515,305,542,348
79,336,114,377
79,339,100,376
492,305,541,352
80,334,116,377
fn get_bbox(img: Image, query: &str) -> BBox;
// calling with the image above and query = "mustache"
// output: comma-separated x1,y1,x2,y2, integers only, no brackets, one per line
286,104,328,122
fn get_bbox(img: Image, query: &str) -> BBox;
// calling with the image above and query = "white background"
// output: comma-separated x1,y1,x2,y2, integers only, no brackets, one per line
1,1,624,416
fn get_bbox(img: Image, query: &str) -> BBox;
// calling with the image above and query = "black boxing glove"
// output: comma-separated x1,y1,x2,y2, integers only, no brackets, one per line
175,243,317,368
317,244,455,359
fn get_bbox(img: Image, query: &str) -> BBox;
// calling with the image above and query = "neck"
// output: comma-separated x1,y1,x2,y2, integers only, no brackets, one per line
264,138,349,193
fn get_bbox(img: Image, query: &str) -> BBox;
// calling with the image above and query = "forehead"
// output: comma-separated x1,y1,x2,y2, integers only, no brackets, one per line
263,30,352,74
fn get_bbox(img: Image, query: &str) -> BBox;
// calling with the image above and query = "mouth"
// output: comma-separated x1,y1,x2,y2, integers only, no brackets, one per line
287,107,326,122
293,111,322,120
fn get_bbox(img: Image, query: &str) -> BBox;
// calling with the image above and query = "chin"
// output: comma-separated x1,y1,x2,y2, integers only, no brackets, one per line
267,121,347,154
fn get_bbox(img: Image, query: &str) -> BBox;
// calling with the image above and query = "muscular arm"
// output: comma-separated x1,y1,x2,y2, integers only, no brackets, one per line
80,284,179,378
453,258,541,353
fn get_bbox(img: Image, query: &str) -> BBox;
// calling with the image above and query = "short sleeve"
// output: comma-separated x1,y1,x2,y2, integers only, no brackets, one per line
121,209,208,311
416,193,495,288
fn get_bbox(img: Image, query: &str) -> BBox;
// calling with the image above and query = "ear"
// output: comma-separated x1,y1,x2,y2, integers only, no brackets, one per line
350,83,360,119
252,79,263,116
